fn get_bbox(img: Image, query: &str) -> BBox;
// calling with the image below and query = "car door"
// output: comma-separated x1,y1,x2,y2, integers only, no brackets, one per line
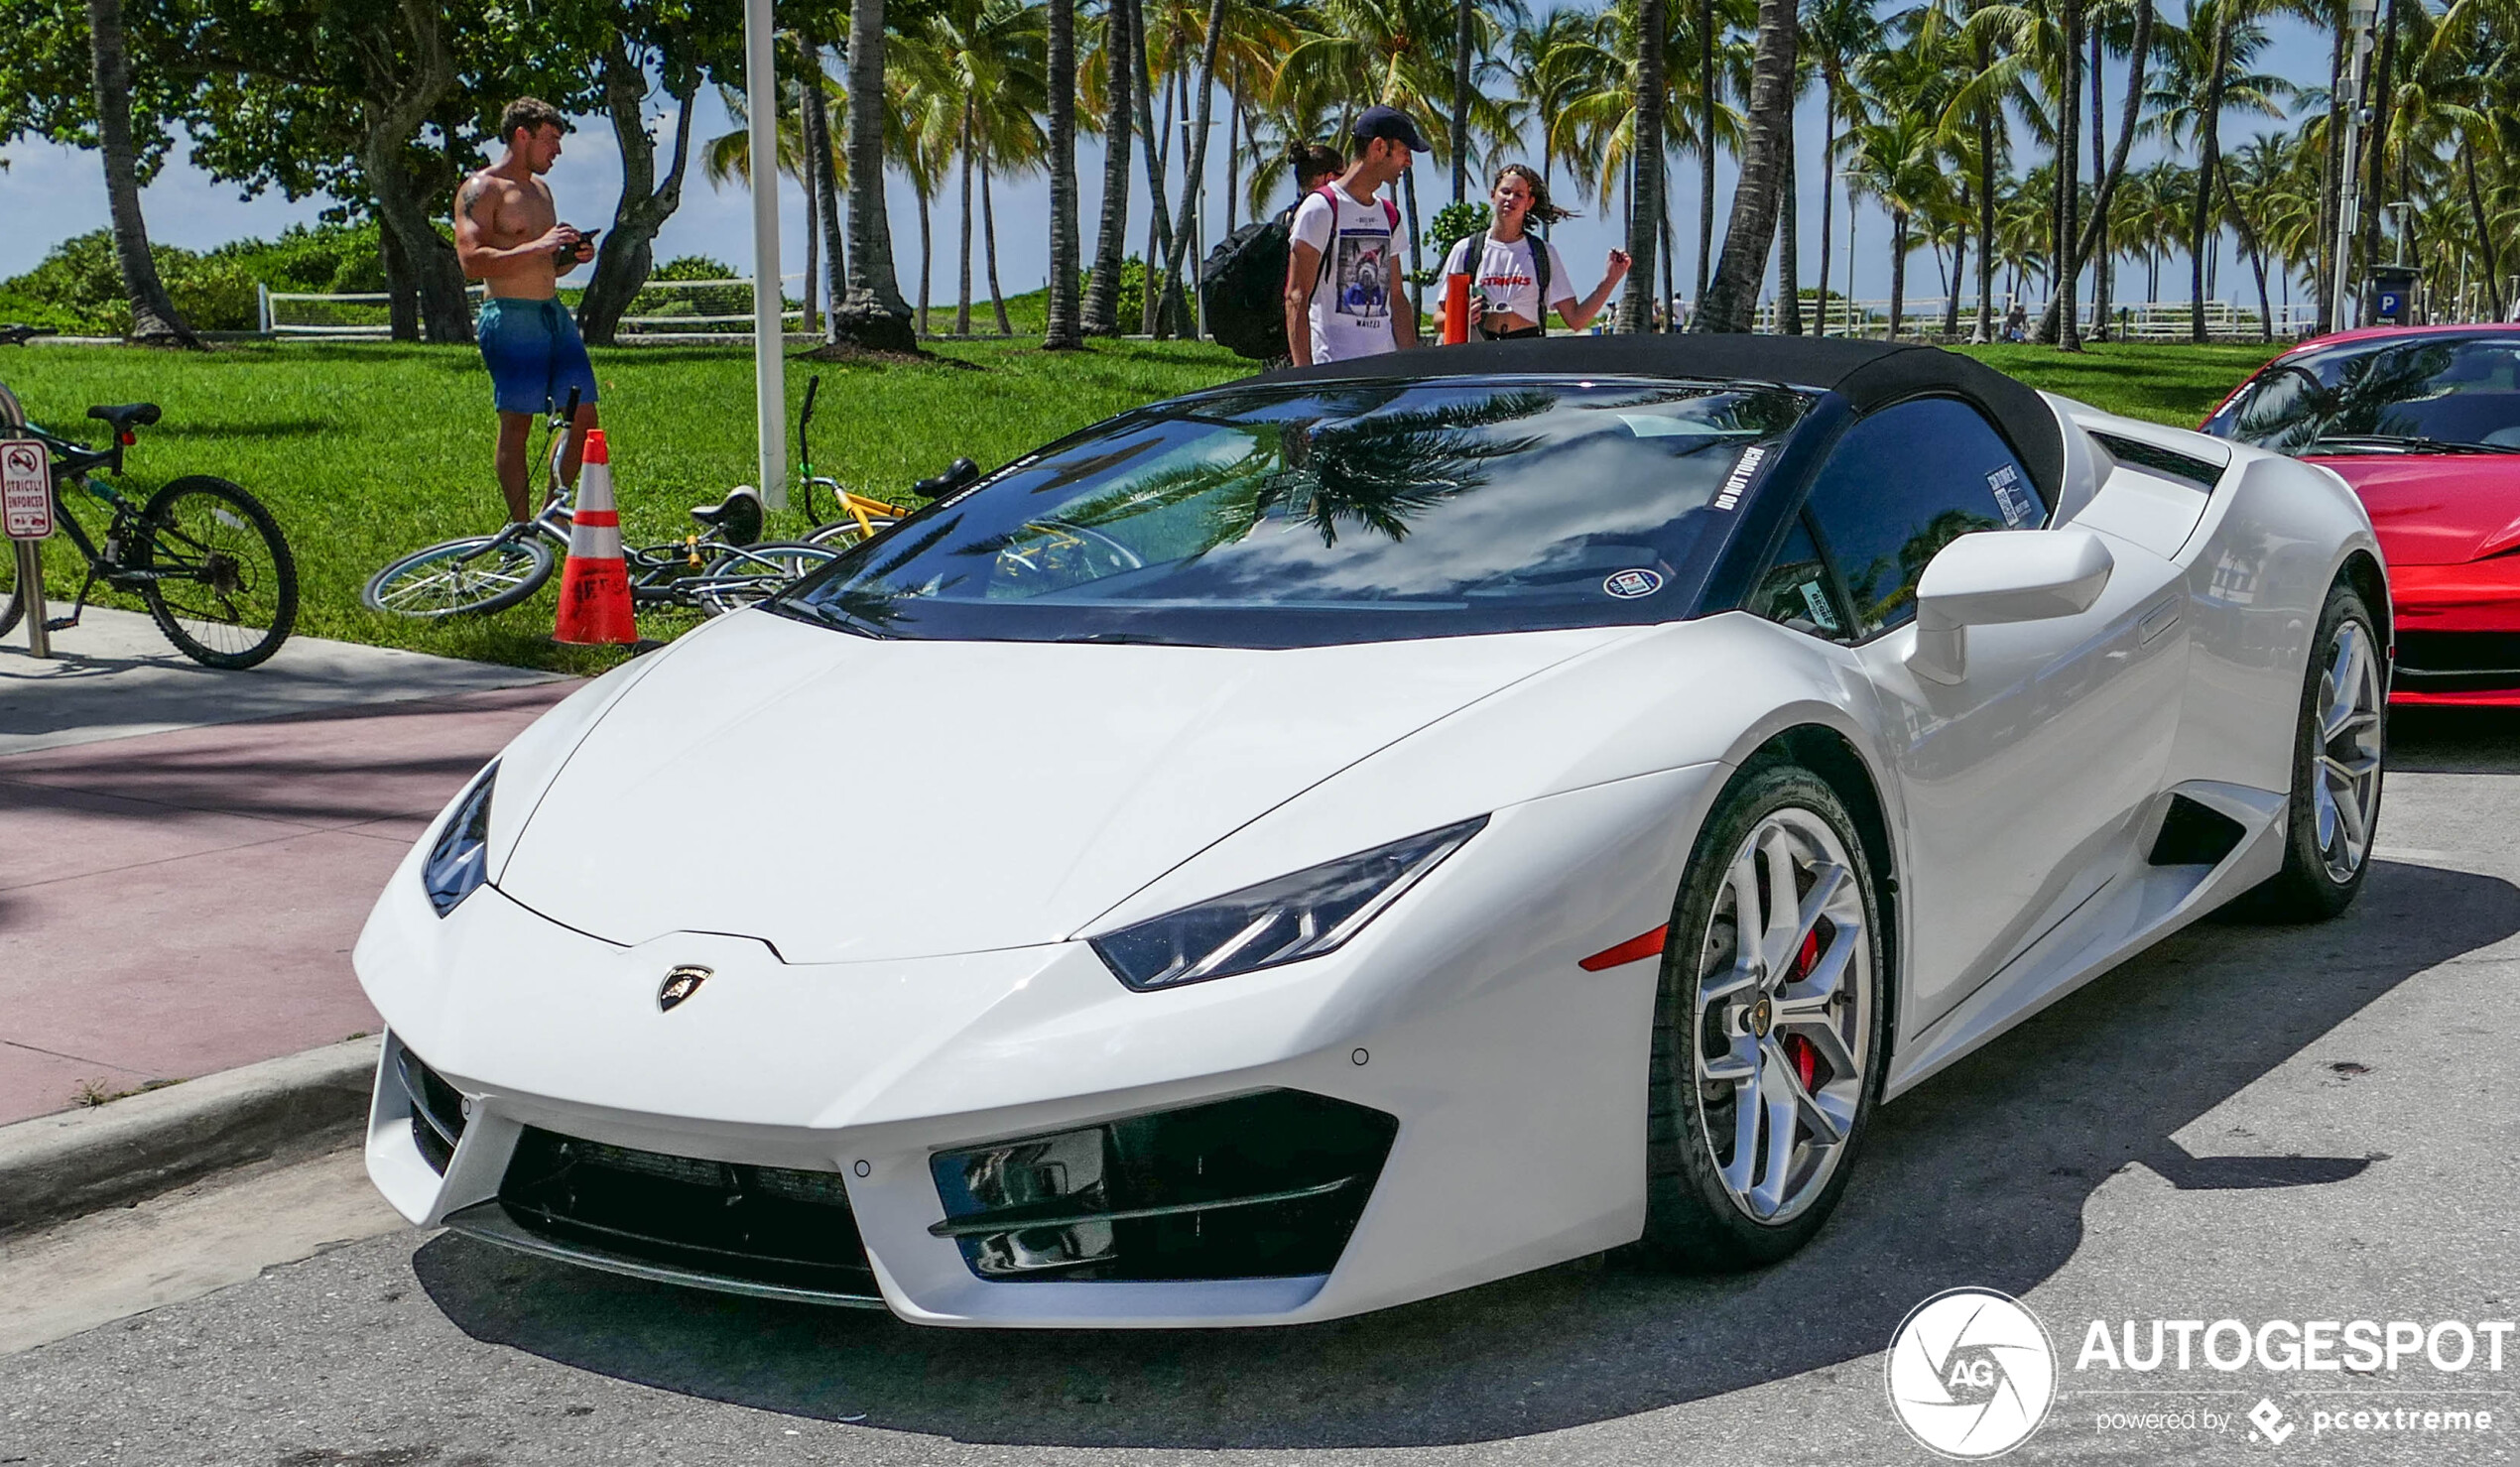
1791,398,2189,1033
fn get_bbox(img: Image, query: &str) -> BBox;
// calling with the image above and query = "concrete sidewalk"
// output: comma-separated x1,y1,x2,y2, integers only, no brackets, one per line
0,610,577,1126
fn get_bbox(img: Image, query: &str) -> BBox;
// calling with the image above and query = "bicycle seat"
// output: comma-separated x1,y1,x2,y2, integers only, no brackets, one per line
87,403,163,433
689,486,763,546
915,457,980,499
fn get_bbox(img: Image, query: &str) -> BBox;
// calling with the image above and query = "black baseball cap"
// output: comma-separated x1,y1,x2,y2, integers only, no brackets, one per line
1351,105,1431,154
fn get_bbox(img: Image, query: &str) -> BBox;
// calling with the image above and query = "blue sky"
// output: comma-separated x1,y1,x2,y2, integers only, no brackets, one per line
0,16,2330,311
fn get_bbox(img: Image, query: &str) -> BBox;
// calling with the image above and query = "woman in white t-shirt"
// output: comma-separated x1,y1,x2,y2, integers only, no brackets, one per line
1441,164,1632,339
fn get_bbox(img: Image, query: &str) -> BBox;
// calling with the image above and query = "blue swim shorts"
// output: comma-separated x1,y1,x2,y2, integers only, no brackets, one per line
478,297,600,417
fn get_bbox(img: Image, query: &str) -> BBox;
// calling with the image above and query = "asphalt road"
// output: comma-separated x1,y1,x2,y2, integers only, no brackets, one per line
3,709,2515,1467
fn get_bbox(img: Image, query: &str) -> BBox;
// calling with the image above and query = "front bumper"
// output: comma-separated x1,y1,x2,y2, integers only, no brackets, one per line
355,766,1721,1327
2388,558,2520,705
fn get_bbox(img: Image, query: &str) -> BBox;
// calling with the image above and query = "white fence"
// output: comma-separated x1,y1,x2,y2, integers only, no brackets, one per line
257,276,806,342
1723,297,2326,341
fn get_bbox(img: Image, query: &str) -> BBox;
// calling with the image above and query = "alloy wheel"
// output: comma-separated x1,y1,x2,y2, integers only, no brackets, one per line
1692,807,1872,1224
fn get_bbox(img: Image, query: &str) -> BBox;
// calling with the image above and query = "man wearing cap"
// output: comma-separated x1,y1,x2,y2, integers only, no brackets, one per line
1285,106,1427,366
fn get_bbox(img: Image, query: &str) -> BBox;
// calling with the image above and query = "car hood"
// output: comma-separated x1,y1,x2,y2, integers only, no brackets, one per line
2313,454,2520,566
493,611,1628,963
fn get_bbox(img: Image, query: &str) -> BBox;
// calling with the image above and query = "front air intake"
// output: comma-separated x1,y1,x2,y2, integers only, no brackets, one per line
488,1129,882,1303
929,1089,1399,1283
392,1042,468,1175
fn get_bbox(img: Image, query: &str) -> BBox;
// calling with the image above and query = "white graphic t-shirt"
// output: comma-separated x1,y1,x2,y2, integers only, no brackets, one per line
1290,185,1402,361
1441,231,1575,330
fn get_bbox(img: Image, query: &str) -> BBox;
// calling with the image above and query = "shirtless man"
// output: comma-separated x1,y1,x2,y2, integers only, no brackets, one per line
454,98,599,523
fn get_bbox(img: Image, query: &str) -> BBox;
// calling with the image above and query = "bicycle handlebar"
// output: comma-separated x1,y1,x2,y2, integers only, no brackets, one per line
559,386,581,425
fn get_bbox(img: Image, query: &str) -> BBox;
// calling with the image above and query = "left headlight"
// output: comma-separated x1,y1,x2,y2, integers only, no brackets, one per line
423,765,497,917
1090,815,1488,991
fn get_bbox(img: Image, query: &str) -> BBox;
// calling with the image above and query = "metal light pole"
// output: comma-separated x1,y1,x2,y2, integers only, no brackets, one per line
2330,0,2379,332
744,0,788,508
1839,168,1860,339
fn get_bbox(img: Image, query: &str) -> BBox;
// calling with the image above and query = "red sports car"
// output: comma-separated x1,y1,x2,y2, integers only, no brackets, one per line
2204,322,2520,705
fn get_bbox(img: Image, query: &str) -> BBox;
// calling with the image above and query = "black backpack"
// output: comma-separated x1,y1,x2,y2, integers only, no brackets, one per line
1199,187,1402,361
1200,207,1300,361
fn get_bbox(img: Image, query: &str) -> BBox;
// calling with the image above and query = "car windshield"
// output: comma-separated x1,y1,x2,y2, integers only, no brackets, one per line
2203,335,2520,455
776,376,1813,649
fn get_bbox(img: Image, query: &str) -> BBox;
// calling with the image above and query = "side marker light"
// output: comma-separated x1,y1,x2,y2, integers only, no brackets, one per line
1578,925,1669,972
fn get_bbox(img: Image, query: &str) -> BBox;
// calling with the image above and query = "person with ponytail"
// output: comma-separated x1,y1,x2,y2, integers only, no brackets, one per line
1439,164,1631,339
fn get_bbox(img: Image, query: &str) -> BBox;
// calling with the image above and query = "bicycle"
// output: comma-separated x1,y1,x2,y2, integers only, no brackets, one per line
0,365,300,670
363,389,840,619
794,372,961,550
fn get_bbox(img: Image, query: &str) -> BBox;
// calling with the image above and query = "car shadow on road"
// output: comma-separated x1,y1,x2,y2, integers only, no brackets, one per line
412,858,2520,1449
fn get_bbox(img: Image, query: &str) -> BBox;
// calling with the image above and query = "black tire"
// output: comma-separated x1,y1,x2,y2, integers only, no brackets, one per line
2235,578,2386,921
363,533,556,619
804,515,899,550
1640,760,1889,1271
134,475,298,671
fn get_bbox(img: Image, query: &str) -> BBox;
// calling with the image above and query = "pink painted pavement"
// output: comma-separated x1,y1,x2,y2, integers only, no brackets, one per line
0,682,578,1125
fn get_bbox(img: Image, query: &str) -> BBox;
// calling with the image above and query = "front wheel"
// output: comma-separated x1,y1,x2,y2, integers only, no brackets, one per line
363,532,557,619
134,476,299,670
2237,578,2386,920
1640,761,1888,1271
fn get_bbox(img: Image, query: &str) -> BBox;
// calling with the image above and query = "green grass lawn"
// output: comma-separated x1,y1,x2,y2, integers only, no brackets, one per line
0,334,2280,672
1,336,1249,672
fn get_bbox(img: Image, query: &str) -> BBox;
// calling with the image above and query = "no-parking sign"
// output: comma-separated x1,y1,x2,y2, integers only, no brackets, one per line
3,438,50,540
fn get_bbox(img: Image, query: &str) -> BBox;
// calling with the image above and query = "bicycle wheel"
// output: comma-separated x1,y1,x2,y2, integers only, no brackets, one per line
134,475,299,671
364,533,556,619
690,541,842,616
804,514,899,550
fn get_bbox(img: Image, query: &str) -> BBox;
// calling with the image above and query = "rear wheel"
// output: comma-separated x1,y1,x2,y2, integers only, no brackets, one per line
1641,762,1887,1271
2239,578,2385,920
135,476,298,670
363,532,556,618
689,540,842,616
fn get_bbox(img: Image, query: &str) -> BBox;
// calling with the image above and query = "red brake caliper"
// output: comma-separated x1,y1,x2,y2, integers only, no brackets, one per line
1784,928,1822,1089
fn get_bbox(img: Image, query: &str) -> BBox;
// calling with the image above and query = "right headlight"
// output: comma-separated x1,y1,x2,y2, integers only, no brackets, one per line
422,765,497,917
1090,815,1488,991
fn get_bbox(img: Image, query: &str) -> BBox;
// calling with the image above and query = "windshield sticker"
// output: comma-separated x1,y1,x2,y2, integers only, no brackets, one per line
1800,580,1840,632
1603,567,1664,599
1988,463,2037,527
1712,444,1768,512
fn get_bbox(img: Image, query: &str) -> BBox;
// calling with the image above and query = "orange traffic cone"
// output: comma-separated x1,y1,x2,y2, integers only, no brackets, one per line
553,428,638,645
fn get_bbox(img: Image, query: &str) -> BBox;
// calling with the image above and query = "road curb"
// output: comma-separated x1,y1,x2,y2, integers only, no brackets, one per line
0,1038,377,1238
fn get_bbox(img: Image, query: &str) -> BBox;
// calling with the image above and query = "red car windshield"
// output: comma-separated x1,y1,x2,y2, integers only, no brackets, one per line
2203,334,2520,455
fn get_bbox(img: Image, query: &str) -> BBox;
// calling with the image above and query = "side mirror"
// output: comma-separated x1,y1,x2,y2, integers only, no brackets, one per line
1907,528,2115,684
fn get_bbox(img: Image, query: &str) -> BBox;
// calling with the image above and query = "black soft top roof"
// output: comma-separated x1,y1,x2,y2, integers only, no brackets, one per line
1253,334,2067,508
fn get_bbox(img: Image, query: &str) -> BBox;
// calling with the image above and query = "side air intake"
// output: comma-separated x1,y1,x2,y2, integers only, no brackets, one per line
2148,794,2247,867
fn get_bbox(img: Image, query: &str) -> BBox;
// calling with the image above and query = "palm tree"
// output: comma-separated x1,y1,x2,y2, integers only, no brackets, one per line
1046,0,1082,348
86,0,194,345
837,0,918,349
1803,0,1885,336
1699,0,1797,329
904,0,1048,335
1620,0,1670,330
1489,9,1610,198
1847,110,1952,336
1083,0,1135,335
